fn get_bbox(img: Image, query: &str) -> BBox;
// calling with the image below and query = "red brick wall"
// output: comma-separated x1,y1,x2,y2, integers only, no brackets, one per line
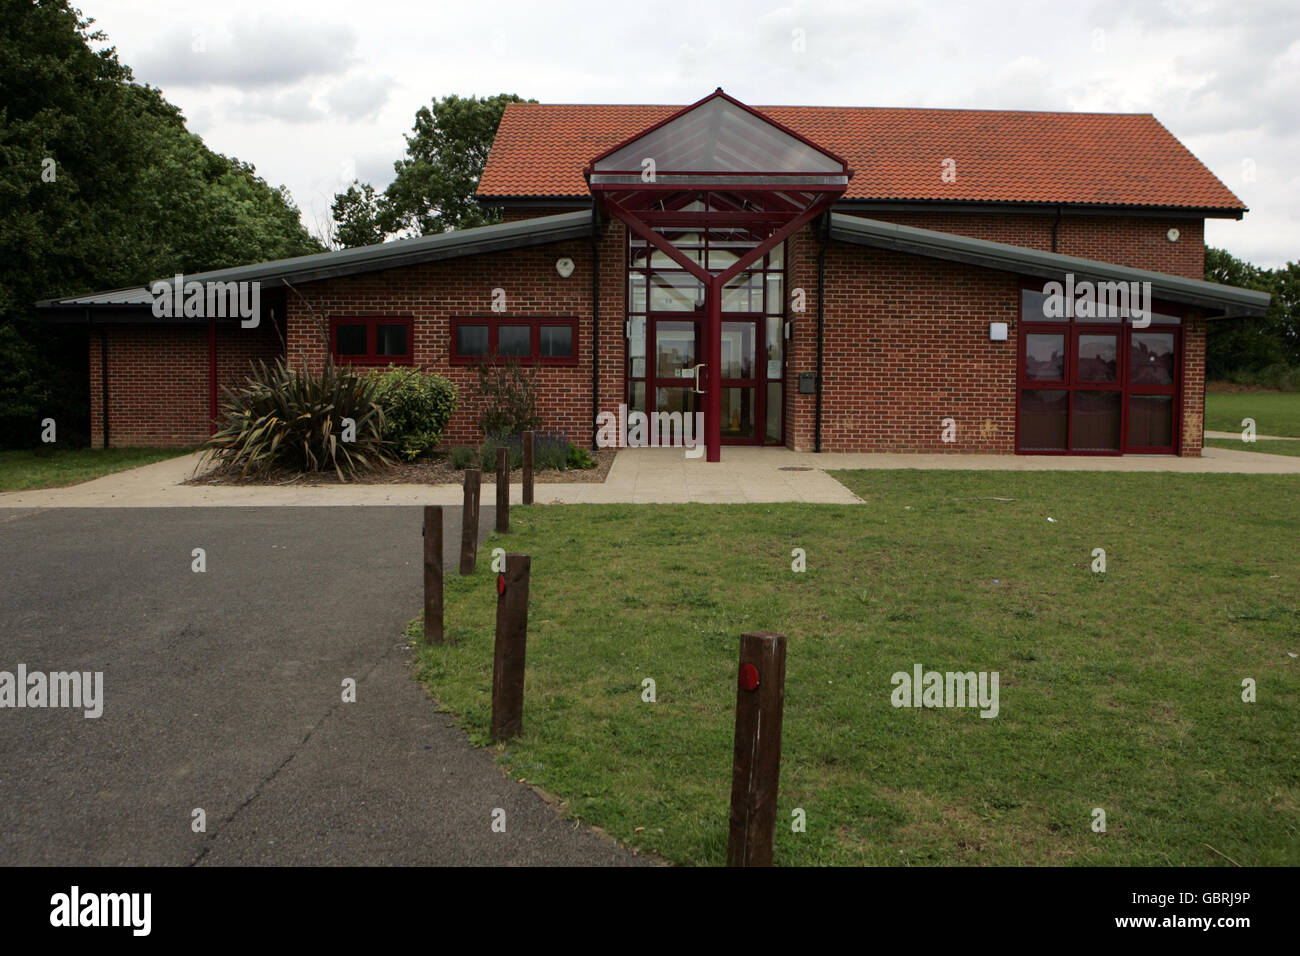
285,237,613,449
845,210,1205,279
1182,315,1206,456
90,319,283,448
786,234,1020,452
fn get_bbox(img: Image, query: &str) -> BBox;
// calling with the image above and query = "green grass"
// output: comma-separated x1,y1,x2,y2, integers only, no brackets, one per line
411,471,1300,866
0,447,192,491
1204,391,1300,437
1205,438,1300,458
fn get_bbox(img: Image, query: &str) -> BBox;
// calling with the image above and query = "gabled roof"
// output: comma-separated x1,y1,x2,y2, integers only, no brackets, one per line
37,211,593,317
828,213,1270,317
479,103,1246,214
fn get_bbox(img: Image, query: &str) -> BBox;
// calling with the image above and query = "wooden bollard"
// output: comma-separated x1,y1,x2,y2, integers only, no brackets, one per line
490,553,530,742
522,431,535,506
495,446,509,533
422,505,443,644
459,469,480,575
726,631,788,867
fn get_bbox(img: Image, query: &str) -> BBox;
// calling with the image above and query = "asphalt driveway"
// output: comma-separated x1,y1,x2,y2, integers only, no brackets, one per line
0,506,648,866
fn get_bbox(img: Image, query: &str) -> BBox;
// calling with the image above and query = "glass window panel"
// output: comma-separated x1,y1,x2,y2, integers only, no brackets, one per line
1021,289,1064,322
456,325,488,357
707,246,742,270
375,324,407,356
721,387,756,439
766,315,783,376
1025,334,1066,380
498,324,531,357
629,272,647,313
335,324,366,355
627,315,646,379
1072,391,1121,451
540,325,573,358
628,381,646,414
655,387,696,417
766,383,782,443
649,272,704,311
720,322,756,379
767,242,784,269
1128,394,1174,447
1145,313,1182,325
1018,390,1069,450
1130,333,1175,385
721,272,762,312
765,272,784,315
1077,335,1117,383
655,321,697,378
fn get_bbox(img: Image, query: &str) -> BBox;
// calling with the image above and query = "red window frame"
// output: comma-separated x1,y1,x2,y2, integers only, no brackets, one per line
449,316,579,366
1015,281,1185,455
329,316,415,366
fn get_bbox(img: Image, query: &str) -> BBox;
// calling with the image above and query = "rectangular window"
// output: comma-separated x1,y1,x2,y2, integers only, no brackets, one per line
329,317,413,365
450,317,578,365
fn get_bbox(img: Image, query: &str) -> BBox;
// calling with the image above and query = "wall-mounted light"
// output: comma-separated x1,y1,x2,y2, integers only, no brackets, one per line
784,321,793,341
1166,228,1180,243
556,257,575,277
989,322,1009,342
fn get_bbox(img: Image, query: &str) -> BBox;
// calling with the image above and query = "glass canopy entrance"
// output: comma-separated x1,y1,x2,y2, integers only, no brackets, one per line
585,89,851,461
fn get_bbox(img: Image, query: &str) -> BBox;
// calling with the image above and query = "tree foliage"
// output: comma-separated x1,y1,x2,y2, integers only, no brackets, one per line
0,0,323,446
330,93,532,247
1205,248,1300,380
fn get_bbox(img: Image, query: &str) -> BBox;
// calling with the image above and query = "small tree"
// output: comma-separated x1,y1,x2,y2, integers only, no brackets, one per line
473,359,541,438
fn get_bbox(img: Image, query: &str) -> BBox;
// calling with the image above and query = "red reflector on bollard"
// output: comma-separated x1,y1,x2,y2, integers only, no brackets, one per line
739,663,760,691
497,573,506,595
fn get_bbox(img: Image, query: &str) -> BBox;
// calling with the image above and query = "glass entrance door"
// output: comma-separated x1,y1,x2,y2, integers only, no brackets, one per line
627,314,780,446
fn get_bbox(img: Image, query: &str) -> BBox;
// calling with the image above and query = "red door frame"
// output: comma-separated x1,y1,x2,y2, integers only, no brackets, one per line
1016,312,1183,455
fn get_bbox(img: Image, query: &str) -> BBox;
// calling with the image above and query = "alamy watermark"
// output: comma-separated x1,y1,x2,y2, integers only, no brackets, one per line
150,274,260,328
1041,275,1153,328
595,404,705,458
891,664,999,718
0,665,103,718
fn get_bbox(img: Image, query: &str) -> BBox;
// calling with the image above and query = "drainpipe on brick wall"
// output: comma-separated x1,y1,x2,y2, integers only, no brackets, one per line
590,208,601,451
1051,204,1063,253
208,316,218,434
814,216,827,453
93,310,110,450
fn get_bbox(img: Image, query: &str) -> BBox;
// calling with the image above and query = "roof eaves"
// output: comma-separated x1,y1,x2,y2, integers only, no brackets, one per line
37,211,593,309
827,212,1270,317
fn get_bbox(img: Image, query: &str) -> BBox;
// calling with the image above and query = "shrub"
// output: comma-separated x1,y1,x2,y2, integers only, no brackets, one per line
449,447,477,470
473,360,541,438
567,444,597,469
202,359,395,480
370,366,457,460
479,434,523,471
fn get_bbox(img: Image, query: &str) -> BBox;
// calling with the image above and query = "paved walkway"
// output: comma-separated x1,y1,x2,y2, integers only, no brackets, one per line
1205,430,1299,441
0,506,650,866
1,443,1297,510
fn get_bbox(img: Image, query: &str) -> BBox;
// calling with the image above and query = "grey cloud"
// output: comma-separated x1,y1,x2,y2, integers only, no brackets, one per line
134,16,358,89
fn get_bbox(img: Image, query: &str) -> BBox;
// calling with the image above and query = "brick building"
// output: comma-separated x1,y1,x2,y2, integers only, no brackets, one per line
39,89,1269,458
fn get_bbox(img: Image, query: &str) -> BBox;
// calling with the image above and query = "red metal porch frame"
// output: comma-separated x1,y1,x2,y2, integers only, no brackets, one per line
584,90,851,462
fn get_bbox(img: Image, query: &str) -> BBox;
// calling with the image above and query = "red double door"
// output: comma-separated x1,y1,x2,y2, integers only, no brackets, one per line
1018,321,1181,454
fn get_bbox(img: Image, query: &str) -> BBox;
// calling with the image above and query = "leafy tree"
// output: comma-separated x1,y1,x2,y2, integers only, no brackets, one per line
1204,247,1298,379
331,180,386,249
0,0,323,447
331,93,532,247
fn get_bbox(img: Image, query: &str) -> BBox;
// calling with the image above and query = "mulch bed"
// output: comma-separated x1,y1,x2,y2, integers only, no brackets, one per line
185,449,616,486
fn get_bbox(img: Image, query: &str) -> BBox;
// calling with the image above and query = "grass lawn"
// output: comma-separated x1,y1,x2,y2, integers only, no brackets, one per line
1205,438,1300,458
411,471,1299,866
1204,391,1300,437
0,447,192,491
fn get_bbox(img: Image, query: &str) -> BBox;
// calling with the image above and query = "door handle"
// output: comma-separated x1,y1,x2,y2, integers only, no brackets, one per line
691,364,706,394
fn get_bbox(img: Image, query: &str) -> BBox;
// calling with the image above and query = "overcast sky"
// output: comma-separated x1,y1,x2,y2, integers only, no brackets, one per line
83,0,1298,267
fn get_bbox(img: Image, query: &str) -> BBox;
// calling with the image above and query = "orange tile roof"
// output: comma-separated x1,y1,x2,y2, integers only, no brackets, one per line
477,102,1245,211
